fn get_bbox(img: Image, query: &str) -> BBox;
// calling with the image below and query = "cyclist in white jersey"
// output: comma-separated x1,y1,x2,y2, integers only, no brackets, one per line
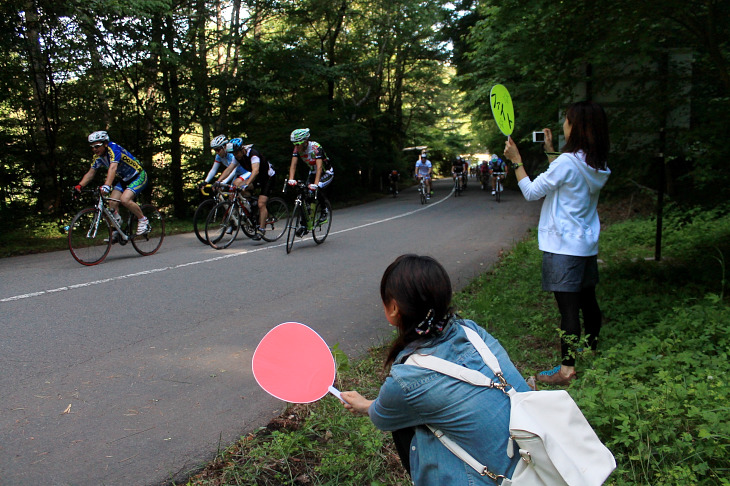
414,152,433,198
201,134,248,186
287,128,334,192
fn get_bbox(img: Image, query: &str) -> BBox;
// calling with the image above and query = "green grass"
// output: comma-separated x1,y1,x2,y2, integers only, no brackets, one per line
178,204,730,486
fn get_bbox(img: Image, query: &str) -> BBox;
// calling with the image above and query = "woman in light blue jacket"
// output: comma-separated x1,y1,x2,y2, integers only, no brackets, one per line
504,101,611,386
341,255,530,484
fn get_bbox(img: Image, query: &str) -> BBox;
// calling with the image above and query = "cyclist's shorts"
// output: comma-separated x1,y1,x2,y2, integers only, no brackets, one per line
308,168,334,189
114,171,148,195
256,173,278,198
417,174,431,180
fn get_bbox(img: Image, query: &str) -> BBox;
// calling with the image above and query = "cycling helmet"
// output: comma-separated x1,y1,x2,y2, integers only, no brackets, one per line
88,131,109,143
211,134,228,149
290,128,310,144
228,137,244,152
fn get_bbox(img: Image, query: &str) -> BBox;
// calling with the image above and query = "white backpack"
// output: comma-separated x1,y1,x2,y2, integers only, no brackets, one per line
405,325,616,485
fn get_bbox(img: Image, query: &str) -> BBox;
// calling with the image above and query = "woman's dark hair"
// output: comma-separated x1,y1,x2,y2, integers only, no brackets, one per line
380,254,452,367
561,101,610,170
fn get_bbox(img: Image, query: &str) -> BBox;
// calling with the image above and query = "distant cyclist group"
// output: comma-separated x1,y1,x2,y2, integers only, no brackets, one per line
70,127,514,265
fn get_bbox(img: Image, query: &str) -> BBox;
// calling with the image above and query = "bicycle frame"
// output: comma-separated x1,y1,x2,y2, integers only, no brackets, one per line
287,181,318,226
86,192,133,242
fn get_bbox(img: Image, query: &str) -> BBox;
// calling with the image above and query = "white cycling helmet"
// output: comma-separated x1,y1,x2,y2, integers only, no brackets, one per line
211,134,228,149
88,131,109,143
290,128,310,144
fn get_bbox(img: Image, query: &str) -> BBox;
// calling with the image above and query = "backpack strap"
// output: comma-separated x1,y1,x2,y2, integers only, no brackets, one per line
403,325,511,482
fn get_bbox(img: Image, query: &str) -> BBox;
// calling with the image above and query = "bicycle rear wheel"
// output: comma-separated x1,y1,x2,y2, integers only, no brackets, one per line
312,198,332,244
261,197,289,242
131,204,165,256
68,208,112,266
206,201,240,249
286,205,303,254
193,198,216,244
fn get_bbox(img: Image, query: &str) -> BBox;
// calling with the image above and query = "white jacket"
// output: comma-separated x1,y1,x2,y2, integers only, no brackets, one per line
517,151,610,256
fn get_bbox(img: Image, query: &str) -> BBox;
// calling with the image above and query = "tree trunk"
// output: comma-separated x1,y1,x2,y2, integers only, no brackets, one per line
23,0,58,212
163,15,185,217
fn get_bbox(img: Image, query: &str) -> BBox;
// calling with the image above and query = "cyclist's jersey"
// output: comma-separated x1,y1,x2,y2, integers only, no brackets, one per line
389,171,400,182
489,159,506,173
415,159,432,177
452,160,466,173
292,141,332,172
90,141,144,182
205,152,249,183
234,145,274,183
480,162,489,174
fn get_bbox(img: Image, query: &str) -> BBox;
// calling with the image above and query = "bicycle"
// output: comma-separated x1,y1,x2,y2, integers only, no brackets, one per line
204,183,290,249
453,173,463,197
492,171,505,203
417,177,429,205
67,188,165,266
193,183,233,245
284,181,332,254
388,179,399,198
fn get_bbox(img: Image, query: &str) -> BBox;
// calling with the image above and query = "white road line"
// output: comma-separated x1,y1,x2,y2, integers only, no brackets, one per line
1,193,451,303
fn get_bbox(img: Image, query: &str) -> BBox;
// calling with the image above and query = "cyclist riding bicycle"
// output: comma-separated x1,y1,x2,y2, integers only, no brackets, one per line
489,155,508,195
414,152,433,198
201,134,249,187
288,128,334,193
451,156,466,190
479,160,490,190
388,169,400,195
73,131,150,238
217,137,275,240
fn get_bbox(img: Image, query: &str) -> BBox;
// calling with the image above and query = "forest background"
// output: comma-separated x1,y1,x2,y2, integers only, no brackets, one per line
2,0,729,228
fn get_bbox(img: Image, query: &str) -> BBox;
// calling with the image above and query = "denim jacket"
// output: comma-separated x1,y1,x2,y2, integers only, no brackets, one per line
368,319,530,485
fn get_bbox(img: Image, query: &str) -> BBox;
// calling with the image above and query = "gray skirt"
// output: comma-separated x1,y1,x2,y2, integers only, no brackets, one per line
541,252,599,292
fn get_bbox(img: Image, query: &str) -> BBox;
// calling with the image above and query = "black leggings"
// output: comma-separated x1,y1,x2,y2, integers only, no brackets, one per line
554,287,602,367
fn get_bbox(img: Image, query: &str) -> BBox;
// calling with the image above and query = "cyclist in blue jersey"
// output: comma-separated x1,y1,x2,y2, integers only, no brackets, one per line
414,152,432,198
201,134,248,187
74,131,150,236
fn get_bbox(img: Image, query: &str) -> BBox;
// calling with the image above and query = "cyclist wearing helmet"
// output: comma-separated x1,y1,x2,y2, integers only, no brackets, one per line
217,137,276,240
388,169,400,196
202,134,249,187
287,128,334,193
74,131,150,236
452,155,466,191
414,151,432,198
489,154,508,196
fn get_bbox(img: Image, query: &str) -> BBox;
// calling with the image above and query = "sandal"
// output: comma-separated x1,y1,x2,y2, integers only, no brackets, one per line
536,365,577,386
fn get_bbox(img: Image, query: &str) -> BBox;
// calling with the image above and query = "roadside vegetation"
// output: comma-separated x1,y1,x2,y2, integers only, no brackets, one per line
175,199,730,486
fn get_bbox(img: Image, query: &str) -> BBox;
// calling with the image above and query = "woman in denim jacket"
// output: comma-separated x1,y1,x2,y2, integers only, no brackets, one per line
342,255,530,484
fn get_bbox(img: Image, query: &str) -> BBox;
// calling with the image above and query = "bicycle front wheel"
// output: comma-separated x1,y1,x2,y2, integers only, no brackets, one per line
206,201,240,249
193,198,217,244
68,208,112,266
312,198,332,244
286,205,302,254
261,197,289,242
496,179,502,203
131,204,165,256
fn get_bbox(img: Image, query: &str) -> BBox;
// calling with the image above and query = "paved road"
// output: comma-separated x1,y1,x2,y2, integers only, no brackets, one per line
0,179,539,485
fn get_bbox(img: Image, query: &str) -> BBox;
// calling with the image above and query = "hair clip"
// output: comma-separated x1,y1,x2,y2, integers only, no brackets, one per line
415,309,450,336
415,309,435,336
